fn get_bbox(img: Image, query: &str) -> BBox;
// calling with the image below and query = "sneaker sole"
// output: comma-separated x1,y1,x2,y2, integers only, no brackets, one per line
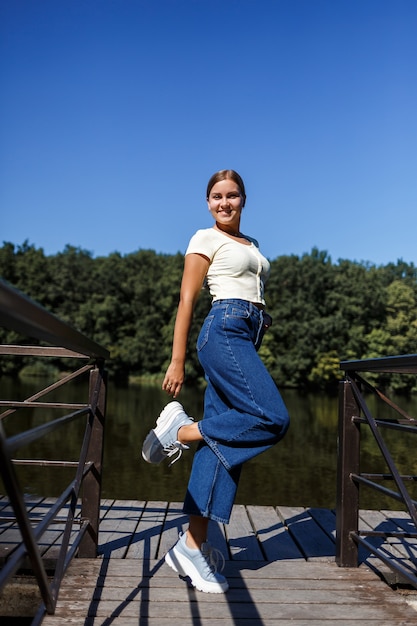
165,547,229,594
154,402,187,435
141,431,164,464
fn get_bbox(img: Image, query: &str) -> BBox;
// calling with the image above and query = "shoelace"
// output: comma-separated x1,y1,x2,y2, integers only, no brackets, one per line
164,440,189,466
200,542,225,575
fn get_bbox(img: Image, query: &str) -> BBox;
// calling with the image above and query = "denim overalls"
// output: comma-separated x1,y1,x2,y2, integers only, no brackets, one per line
183,299,290,523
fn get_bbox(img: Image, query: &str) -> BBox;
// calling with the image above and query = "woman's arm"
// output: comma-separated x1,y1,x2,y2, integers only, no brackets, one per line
163,252,210,398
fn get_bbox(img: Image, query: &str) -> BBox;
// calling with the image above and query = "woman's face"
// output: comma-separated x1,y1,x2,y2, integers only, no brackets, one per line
207,179,244,231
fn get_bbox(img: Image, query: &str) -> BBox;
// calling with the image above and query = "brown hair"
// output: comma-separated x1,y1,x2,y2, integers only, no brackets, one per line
206,169,246,207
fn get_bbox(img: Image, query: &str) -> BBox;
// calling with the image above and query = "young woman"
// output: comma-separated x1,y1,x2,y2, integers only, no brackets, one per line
142,169,290,594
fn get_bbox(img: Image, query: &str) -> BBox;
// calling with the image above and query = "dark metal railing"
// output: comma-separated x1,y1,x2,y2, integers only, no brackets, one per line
0,279,110,623
336,354,417,587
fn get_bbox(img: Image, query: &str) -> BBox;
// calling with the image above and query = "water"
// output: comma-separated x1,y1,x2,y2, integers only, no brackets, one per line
1,376,417,510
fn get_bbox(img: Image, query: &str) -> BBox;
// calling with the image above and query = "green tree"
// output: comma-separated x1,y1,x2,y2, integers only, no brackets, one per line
1,242,417,392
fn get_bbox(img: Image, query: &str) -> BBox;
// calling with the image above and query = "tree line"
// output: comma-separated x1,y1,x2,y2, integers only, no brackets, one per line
1,241,417,393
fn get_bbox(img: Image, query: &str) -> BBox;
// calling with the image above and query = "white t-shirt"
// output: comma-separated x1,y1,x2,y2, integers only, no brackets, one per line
185,228,270,306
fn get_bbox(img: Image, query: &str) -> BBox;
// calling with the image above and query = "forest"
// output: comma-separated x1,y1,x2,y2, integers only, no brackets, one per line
1,241,417,393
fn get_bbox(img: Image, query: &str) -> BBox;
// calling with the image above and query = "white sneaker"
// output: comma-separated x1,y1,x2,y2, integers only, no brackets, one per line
165,532,228,594
141,401,194,465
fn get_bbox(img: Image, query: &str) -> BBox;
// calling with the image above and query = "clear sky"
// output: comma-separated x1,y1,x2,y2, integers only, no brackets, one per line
1,0,416,266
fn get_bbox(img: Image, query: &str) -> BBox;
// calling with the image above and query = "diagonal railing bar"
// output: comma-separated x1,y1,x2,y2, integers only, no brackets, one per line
0,401,87,409
347,374,417,529
11,459,87,468
358,530,417,539
351,473,417,506
0,362,93,420
353,533,417,587
6,407,89,454
354,372,416,422
0,514,82,525
360,472,417,482
0,345,90,358
353,416,417,434
373,389,416,422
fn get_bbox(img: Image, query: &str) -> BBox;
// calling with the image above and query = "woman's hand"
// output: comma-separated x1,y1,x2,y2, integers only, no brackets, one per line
162,362,185,399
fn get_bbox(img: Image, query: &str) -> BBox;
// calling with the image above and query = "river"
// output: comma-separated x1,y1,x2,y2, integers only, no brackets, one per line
1,376,416,510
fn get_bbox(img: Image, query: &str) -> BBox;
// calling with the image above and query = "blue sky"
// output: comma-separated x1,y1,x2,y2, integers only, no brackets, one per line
1,0,416,266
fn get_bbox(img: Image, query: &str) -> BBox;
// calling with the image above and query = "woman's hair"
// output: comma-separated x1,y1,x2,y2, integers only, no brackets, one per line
206,169,246,206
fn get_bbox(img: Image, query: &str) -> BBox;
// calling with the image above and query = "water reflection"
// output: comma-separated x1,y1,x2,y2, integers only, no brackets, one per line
1,377,416,510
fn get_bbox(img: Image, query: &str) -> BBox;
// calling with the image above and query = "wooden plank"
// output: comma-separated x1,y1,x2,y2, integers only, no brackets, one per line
157,501,188,558
59,573,391,592
65,585,408,605
49,584,414,614
0,495,14,518
45,598,417,621
46,558,404,591
98,499,115,520
42,619,417,626
309,507,337,541
97,499,145,558
277,506,335,562
207,520,228,558
124,500,168,559
226,504,264,560
246,504,305,561
91,558,384,580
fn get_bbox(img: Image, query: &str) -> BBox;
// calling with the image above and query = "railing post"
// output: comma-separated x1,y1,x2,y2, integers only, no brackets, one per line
336,378,360,567
79,364,107,557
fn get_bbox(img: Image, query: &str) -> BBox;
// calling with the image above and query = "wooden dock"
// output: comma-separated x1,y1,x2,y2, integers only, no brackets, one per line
2,499,417,624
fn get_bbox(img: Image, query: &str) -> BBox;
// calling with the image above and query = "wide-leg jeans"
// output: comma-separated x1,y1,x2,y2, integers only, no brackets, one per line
183,299,290,523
